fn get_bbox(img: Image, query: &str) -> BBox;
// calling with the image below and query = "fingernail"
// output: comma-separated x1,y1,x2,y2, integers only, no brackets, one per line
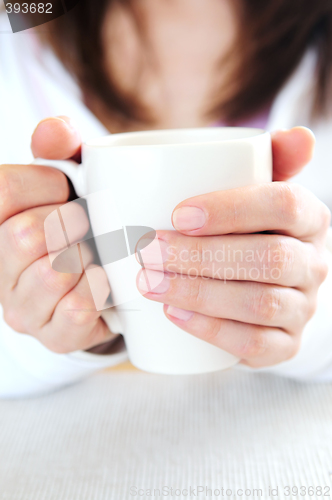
138,269,170,294
57,116,78,131
167,306,194,321
172,207,206,231
274,128,288,134
33,117,75,136
34,117,65,133
137,238,168,265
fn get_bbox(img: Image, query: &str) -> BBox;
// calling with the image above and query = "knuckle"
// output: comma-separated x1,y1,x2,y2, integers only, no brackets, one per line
189,238,215,274
3,306,26,333
61,295,97,327
321,204,332,233
37,257,78,292
190,238,205,270
306,297,318,321
239,327,268,358
211,193,239,233
42,167,70,200
0,167,16,224
8,212,44,256
276,183,302,227
213,190,241,233
0,167,11,206
265,238,295,278
230,195,242,232
0,165,23,214
203,317,223,343
0,166,29,221
190,277,209,308
285,339,301,361
248,286,281,322
317,256,329,284
309,249,330,286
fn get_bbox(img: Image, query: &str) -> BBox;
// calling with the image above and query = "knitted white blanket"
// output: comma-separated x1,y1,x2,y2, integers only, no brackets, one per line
0,370,331,500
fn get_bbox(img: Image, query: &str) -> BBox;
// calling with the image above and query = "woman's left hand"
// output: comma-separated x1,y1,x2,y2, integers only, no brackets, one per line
137,127,331,368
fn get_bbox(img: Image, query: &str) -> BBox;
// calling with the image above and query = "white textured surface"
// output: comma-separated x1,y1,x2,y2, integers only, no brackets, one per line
0,370,332,500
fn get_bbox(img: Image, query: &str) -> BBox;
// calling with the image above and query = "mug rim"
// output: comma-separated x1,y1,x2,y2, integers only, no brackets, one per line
84,127,268,149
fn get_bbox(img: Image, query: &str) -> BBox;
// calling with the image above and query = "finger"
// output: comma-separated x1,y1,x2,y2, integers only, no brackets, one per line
138,232,323,289
272,127,316,182
31,116,82,162
38,267,114,353
0,203,90,291
6,244,94,334
164,305,299,367
137,269,309,332
171,182,331,241
0,164,71,224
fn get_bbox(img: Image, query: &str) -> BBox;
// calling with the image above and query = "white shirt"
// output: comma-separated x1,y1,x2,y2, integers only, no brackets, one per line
0,14,332,398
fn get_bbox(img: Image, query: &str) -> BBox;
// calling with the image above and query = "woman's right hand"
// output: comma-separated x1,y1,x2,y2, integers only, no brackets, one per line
0,117,116,353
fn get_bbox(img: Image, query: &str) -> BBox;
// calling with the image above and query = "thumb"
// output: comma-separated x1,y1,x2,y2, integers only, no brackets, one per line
272,126,316,181
31,116,82,162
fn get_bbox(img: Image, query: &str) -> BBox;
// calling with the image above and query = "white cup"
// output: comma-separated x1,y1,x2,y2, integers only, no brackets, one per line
34,127,272,374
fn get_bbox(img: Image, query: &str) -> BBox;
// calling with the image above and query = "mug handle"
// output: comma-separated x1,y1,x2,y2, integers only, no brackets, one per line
31,157,124,336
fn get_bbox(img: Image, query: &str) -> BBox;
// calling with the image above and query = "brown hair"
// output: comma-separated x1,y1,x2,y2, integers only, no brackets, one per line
44,0,332,124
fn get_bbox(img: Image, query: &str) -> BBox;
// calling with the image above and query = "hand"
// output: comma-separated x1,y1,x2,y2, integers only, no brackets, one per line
137,127,331,368
0,117,116,353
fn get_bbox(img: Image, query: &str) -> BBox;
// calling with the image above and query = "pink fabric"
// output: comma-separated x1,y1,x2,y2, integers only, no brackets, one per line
215,105,270,129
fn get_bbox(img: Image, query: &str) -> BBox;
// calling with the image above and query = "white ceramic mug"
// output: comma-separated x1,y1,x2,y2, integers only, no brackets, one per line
34,127,272,375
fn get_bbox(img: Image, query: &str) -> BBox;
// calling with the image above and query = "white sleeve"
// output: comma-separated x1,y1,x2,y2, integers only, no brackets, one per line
0,306,128,399
235,229,332,382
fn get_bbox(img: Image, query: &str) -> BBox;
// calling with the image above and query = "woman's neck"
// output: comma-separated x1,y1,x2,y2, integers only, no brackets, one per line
87,0,237,133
